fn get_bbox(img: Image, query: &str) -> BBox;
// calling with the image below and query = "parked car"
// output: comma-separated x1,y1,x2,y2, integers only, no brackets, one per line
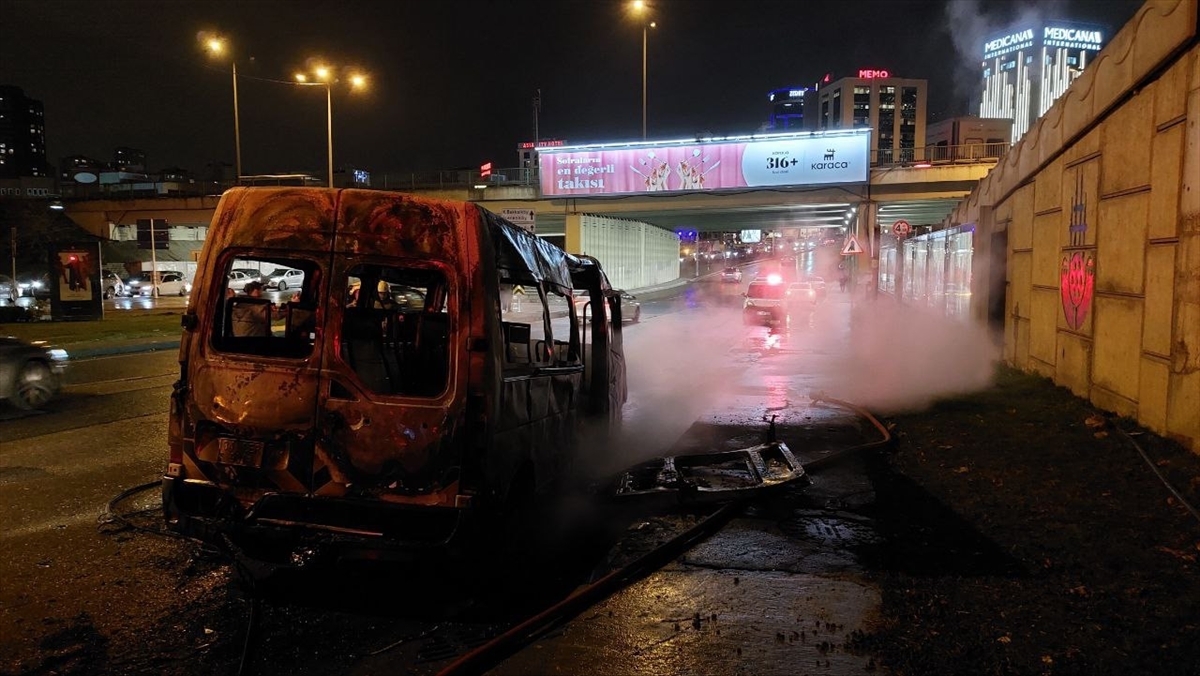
263,268,305,291
0,336,69,410
127,271,192,297
0,275,16,302
17,273,52,299
720,267,743,283
102,270,126,299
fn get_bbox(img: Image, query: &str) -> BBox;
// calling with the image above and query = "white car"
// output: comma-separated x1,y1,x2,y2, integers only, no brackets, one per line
226,270,257,292
263,268,305,291
128,271,192,297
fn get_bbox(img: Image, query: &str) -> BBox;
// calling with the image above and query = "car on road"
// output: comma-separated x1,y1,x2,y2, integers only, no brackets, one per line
102,270,126,299
573,290,642,323
786,281,818,306
742,275,788,326
0,336,69,410
618,290,641,323
720,267,743,283
263,267,305,291
226,269,258,292
127,270,192,297
805,276,827,299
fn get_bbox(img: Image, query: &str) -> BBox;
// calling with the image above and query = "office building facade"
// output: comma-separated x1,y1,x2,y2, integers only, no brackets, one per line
808,72,927,163
766,87,808,130
980,22,1105,143
0,85,48,179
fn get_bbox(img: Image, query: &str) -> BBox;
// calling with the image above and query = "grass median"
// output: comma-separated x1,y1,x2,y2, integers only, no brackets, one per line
0,312,184,350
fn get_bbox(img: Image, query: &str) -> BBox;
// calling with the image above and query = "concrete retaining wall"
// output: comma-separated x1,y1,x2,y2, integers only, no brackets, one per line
948,0,1200,452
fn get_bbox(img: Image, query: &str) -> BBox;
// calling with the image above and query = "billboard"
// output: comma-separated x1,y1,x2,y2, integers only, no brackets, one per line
50,242,103,321
538,131,870,197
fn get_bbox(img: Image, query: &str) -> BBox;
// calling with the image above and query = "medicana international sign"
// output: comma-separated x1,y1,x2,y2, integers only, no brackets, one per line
537,130,871,198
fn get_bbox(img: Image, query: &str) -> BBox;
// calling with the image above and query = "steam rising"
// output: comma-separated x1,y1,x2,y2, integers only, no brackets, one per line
583,286,998,479
943,0,1055,110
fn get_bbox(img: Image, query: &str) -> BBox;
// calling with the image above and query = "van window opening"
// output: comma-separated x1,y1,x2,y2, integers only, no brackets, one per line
212,255,320,358
499,279,580,370
340,263,451,398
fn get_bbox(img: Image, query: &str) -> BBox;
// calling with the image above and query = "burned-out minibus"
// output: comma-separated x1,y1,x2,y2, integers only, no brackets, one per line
163,188,628,558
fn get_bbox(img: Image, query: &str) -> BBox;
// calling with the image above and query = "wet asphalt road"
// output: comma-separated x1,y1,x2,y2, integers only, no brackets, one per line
0,247,900,675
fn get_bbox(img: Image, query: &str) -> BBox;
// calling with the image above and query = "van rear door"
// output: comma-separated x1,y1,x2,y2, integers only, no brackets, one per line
310,191,467,502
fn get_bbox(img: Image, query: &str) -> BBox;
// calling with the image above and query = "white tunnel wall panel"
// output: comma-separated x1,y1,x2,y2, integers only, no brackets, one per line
578,214,680,291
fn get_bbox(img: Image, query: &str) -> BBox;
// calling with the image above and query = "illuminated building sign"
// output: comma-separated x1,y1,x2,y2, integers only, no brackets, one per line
1043,26,1103,50
857,69,890,79
518,139,566,149
983,28,1034,59
537,131,870,197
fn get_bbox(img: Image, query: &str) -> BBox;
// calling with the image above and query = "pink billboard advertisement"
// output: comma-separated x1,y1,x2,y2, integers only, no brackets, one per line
538,132,870,197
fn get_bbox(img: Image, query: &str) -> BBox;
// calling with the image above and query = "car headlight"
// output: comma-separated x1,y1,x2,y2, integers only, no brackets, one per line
48,348,69,362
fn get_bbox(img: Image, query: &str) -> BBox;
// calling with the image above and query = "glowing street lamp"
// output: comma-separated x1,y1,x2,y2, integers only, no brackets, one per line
628,1,657,139
202,34,242,182
294,64,368,188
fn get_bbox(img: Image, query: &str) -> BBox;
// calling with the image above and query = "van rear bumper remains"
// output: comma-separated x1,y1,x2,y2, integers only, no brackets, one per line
162,476,471,567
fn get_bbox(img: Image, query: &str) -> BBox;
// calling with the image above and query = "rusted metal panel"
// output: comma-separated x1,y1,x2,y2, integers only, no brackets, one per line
612,442,807,503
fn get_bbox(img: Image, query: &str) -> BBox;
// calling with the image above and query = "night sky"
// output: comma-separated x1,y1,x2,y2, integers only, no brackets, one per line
4,0,1143,178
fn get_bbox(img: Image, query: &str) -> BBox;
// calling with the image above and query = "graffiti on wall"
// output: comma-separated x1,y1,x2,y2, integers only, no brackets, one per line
1060,170,1095,330
1060,251,1095,330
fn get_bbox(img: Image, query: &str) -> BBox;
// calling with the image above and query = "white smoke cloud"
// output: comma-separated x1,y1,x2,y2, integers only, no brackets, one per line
943,0,1057,112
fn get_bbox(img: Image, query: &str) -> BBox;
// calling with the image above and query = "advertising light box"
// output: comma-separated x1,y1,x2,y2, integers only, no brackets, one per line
538,131,870,198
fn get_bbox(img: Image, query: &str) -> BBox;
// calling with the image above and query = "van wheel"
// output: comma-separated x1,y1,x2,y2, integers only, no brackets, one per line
178,286,187,296
278,281,288,292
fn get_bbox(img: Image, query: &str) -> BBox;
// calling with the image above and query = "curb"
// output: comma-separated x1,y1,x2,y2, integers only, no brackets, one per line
70,340,181,360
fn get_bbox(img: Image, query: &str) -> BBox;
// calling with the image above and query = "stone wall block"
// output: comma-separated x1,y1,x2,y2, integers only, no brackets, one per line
1093,294,1145,402
1149,124,1185,240
1056,331,1093,397
1100,92,1153,196
1096,192,1150,294
1031,287,1060,365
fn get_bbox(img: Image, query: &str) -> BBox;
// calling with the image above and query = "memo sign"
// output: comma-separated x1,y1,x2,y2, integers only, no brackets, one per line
858,69,891,78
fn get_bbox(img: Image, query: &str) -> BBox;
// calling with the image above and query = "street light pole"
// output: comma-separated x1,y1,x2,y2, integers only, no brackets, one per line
641,24,647,140
325,83,334,188
232,61,242,183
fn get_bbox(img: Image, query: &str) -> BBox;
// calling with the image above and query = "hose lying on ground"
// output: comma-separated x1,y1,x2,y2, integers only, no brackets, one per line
435,500,743,676
1113,423,1200,527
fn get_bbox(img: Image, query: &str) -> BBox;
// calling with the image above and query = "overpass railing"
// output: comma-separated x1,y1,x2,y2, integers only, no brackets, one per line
872,143,1009,167
56,142,1009,201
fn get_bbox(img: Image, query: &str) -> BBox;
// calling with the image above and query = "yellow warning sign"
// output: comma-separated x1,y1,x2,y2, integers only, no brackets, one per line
841,235,865,256
513,285,527,296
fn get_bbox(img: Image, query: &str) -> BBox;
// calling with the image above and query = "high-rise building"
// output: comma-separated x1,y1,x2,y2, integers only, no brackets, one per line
807,71,927,164
766,87,808,130
980,22,1105,143
0,85,48,179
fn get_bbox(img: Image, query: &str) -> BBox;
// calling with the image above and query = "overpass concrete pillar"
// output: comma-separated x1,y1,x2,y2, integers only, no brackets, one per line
859,200,878,296
564,212,584,254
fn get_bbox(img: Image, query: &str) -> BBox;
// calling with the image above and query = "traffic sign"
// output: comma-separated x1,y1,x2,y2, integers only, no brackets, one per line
501,208,536,233
892,219,912,237
841,235,865,255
